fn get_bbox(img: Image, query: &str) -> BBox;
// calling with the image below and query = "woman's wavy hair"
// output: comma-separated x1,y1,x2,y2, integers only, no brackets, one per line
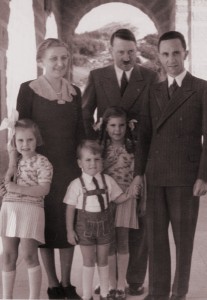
99,106,136,157
11,118,43,148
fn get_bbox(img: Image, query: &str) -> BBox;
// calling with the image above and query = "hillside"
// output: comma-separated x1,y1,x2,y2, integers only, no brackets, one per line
90,21,140,39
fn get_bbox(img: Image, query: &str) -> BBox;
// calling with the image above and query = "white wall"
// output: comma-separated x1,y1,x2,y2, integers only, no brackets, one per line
176,0,207,80
6,0,37,116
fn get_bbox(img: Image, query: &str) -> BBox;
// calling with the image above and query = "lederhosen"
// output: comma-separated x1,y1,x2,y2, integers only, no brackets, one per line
75,174,115,245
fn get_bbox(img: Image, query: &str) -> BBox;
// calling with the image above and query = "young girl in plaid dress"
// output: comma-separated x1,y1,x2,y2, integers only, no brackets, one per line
99,107,143,300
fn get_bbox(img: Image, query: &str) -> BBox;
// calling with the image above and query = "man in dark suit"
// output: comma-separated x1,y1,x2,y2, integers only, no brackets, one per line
132,31,207,300
82,29,158,296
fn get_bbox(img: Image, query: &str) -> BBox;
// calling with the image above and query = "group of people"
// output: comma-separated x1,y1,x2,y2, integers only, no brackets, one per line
0,27,206,300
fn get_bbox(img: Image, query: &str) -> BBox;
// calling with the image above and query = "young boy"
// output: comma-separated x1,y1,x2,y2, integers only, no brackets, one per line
64,140,135,300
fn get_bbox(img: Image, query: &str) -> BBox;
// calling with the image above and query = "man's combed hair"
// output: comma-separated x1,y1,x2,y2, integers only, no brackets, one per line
77,140,103,159
158,31,187,50
110,28,136,46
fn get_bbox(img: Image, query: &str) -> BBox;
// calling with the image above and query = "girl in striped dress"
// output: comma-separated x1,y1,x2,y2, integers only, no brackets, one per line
0,119,53,299
99,107,142,300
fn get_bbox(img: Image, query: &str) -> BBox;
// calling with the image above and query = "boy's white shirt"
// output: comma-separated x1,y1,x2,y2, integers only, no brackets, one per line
63,172,123,212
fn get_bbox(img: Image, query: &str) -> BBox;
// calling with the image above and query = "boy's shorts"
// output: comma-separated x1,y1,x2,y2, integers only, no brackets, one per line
75,208,115,246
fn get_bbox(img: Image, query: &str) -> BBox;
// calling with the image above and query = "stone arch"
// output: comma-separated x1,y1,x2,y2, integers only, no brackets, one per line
61,0,175,43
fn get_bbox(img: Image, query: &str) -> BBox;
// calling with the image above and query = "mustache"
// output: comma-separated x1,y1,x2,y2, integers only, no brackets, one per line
122,61,131,65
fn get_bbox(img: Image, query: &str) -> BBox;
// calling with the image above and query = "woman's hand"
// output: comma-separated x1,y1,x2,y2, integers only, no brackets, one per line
67,230,79,245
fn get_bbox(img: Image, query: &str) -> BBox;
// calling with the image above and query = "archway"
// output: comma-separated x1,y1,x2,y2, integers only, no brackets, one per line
75,2,156,37
45,12,58,39
72,2,158,90
61,0,175,43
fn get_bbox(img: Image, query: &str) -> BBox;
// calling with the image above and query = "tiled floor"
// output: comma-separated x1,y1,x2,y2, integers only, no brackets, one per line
0,197,207,299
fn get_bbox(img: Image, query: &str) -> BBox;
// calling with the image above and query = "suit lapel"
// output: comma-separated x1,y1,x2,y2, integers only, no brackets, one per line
121,65,146,110
154,80,169,111
101,66,121,106
156,72,196,130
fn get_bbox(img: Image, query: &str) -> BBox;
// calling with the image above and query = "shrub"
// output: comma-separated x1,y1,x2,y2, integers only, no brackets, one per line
72,54,88,66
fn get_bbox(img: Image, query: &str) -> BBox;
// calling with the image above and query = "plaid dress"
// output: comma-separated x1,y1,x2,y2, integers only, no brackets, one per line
103,144,139,229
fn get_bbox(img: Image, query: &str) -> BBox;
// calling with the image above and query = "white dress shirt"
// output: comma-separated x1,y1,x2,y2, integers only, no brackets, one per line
167,70,187,87
114,65,133,87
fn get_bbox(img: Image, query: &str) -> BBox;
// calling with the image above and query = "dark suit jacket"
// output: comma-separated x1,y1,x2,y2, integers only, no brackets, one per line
82,64,158,138
135,72,207,186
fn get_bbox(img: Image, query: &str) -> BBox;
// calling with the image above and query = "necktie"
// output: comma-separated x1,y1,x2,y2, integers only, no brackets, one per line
168,79,178,99
92,177,105,211
120,71,128,96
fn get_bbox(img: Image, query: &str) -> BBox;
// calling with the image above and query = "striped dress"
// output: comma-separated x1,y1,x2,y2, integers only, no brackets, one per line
0,154,53,244
103,144,139,229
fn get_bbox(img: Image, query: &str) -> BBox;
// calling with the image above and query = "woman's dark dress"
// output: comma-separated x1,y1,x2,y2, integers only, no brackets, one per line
17,81,85,248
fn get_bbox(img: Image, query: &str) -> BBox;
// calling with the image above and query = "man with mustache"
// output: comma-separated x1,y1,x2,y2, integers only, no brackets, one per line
82,28,158,296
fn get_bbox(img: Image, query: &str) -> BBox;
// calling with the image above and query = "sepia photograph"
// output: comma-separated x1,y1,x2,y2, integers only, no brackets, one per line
0,0,207,299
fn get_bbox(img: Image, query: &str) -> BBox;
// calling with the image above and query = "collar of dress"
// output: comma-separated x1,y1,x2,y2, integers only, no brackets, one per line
29,75,77,102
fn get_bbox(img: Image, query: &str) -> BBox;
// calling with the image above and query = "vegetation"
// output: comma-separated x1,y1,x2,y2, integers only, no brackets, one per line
137,33,158,60
72,31,107,66
72,35,106,56
72,25,159,67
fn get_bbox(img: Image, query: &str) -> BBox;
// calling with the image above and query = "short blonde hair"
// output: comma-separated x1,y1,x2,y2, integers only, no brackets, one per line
77,140,102,159
13,119,43,147
36,38,69,62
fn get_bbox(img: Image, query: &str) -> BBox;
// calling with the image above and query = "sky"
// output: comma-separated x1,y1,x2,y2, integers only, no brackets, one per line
75,3,157,39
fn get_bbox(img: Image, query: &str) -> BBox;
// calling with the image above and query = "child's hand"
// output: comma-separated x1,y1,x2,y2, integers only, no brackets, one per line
67,230,79,245
5,167,17,183
127,175,144,198
125,189,137,201
127,184,142,198
5,181,18,193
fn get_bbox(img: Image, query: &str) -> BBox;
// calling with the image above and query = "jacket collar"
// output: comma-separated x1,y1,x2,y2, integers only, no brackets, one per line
155,72,196,130
101,64,148,109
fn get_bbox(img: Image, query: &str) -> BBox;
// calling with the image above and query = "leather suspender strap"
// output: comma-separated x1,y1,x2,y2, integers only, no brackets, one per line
79,175,109,211
86,189,106,196
101,173,109,206
79,176,87,211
